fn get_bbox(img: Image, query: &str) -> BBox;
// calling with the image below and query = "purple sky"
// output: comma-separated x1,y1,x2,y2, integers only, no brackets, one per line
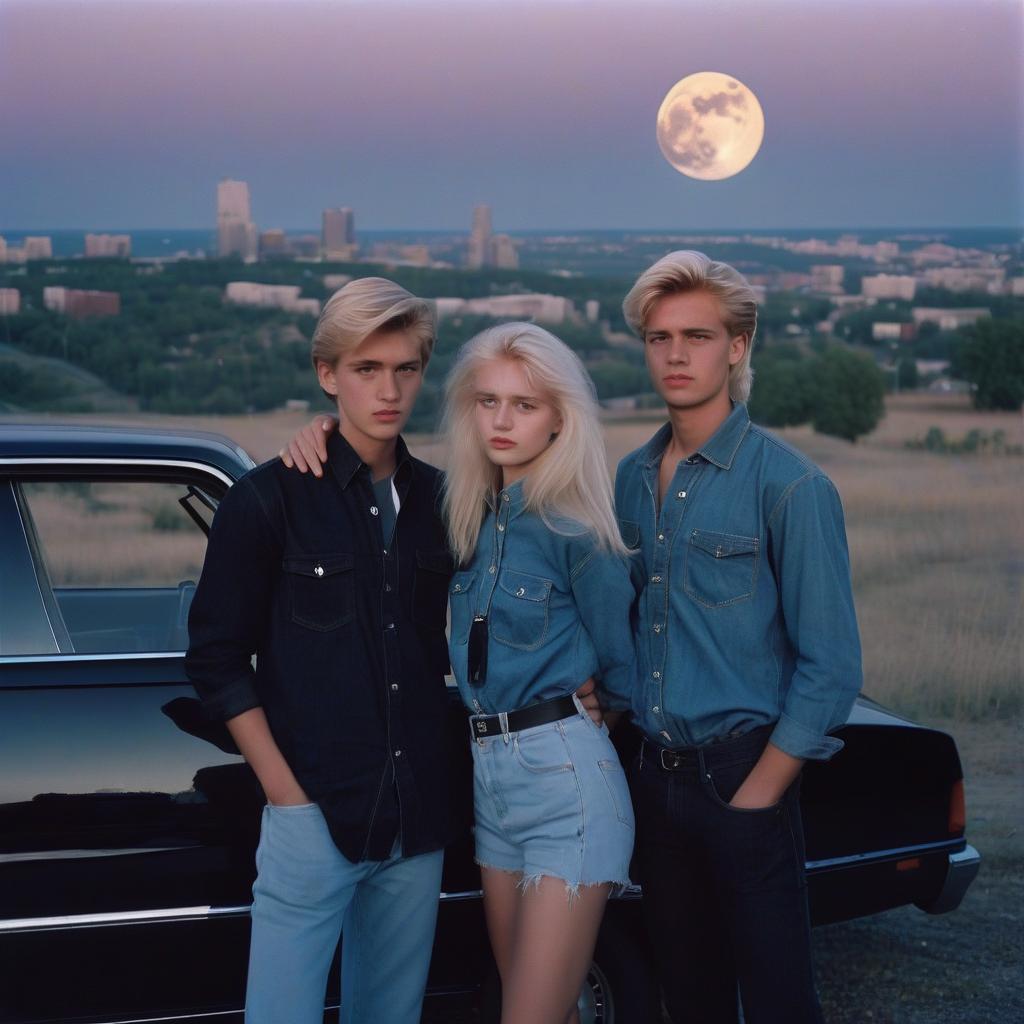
2,0,1021,231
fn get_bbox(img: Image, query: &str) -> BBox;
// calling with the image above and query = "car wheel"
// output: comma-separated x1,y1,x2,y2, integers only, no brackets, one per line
480,919,660,1024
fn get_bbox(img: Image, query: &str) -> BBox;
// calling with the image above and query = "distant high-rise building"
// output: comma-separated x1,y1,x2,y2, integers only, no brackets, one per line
322,208,356,259
492,234,519,270
467,204,493,269
0,237,6,263
467,206,517,270
85,233,131,258
217,179,258,261
259,229,289,260
24,236,53,260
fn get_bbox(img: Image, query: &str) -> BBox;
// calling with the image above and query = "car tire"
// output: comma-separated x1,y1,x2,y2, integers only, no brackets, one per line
480,917,661,1024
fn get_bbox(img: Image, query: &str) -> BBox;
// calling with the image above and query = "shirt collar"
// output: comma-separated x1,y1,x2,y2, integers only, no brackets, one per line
698,402,751,469
326,430,412,490
484,477,528,520
640,402,751,472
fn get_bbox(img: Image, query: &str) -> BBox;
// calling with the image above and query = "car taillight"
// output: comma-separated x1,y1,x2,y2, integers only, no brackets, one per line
948,779,966,834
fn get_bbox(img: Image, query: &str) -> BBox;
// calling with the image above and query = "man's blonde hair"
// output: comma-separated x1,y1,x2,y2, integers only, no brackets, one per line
622,250,759,402
310,277,435,371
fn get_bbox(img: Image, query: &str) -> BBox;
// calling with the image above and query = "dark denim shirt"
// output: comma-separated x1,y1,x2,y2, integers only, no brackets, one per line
448,479,637,715
185,432,456,862
611,403,862,760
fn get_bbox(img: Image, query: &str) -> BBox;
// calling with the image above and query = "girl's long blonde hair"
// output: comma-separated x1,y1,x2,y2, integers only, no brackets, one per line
441,322,626,565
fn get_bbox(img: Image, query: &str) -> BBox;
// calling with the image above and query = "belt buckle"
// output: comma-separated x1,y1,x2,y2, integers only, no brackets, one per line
659,748,680,770
470,716,491,744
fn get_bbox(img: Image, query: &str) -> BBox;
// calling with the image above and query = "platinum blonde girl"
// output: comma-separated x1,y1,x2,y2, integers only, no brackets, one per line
441,322,627,565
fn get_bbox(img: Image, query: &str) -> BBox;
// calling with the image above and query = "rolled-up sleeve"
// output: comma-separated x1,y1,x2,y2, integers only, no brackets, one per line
767,473,862,760
570,546,638,712
185,475,279,721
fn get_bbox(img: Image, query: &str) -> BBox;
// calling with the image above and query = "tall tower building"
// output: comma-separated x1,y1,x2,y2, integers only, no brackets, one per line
467,203,493,269
322,208,356,259
492,234,519,270
217,179,258,261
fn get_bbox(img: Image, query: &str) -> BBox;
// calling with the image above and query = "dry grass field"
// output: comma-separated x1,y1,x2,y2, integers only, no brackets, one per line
6,392,1022,723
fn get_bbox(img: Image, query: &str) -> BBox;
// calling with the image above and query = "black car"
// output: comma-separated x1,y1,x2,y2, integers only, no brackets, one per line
0,424,980,1024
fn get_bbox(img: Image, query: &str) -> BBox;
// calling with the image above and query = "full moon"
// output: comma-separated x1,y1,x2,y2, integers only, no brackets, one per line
656,72,765,181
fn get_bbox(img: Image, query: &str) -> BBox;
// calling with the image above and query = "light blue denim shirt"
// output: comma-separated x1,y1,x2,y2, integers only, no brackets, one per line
611,402,862,761
449,479,637,716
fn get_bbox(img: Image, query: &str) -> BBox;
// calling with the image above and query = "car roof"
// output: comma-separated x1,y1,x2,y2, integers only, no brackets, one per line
0,422,255,481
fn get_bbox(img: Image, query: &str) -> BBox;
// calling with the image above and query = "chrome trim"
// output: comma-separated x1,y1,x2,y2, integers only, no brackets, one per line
438,889,482,902
0,846,188,864
805,837,965,873
11,483,59,651
4,890,494,932
0,650,187,665
0,457,235,488
919,844,981,915
62,1008,248,1024
0,904,250,934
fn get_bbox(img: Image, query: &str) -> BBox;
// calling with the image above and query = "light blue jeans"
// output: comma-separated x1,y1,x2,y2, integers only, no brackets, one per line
246,802,444,1024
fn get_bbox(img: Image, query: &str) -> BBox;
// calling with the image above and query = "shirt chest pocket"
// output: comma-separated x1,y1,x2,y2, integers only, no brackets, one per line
449,571,478,645
491,569,553,651
683,530,759,608
282,553,355,631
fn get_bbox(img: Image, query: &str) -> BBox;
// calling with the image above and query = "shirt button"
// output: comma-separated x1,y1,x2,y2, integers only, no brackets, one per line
384,583,392,592
385,622,395,630
651,575,662,583
370,506,379,516
391,683,399,691
489,565,496,574
515,587,526,597
503,494,510,503
453,584,462,592
653,624,662,633
314,564,324,577
653,705,660,713
677,491,686,499
652,671,661,679
497,524,505,532
394,749,402,757
657,533,665,542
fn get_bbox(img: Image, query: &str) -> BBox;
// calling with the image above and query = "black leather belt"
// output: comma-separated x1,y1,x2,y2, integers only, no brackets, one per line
643,723,774,771
469,694,578,740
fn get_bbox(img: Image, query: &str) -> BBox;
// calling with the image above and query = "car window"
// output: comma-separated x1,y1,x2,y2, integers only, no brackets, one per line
18,479,213,655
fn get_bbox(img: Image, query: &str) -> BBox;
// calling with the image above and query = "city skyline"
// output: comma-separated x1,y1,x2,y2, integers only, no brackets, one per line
1,0,1021,232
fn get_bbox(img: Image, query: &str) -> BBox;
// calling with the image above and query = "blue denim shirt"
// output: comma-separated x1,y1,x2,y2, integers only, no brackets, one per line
449,479,637,716
611,403,862,761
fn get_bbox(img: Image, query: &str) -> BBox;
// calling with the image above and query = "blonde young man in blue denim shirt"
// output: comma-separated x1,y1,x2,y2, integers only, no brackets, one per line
607,251,863,1024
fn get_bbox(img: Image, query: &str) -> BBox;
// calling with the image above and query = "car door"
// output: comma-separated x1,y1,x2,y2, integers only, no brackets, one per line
0,462,262,1024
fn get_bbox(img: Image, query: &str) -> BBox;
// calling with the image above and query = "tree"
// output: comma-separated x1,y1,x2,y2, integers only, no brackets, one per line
808,346,886,442
896,357,919,391
747,346,814,427
956,319,1024,411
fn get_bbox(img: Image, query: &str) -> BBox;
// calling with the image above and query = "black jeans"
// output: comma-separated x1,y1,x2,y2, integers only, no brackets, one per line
630,726,824,1024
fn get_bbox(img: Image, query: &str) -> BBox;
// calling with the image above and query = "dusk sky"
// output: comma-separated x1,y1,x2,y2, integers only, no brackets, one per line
2,0,1021,232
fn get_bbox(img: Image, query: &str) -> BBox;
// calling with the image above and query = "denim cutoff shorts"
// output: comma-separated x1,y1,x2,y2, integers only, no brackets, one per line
469,697,635,896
